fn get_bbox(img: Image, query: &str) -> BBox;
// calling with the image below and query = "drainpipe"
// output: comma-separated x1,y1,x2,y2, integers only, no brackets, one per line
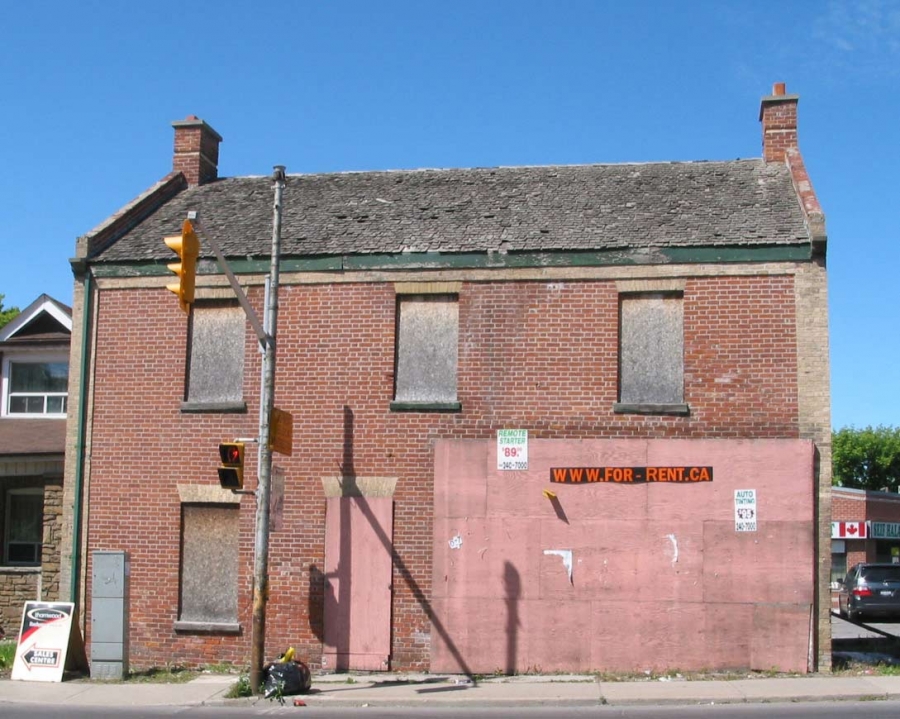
69,270,93,606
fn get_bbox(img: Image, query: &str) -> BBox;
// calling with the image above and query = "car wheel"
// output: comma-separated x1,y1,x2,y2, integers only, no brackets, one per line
848,608,861,622
839,604,847,619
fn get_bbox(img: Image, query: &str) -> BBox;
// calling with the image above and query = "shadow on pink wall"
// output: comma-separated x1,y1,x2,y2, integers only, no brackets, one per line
432,438,815,674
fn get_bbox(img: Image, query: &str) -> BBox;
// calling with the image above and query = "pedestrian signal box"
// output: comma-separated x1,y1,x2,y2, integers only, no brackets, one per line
218,442,245,490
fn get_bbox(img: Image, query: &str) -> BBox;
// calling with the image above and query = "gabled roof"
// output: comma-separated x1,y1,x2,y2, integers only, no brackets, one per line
88,159,811,263
0,294,72,346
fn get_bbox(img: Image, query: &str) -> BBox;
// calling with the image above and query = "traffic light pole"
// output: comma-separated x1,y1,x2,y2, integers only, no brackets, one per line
249,166,285,693
186,166,286,694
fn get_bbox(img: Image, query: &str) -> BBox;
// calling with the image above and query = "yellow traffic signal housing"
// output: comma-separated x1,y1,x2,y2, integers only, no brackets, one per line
218,442,245,490
163,219,200,312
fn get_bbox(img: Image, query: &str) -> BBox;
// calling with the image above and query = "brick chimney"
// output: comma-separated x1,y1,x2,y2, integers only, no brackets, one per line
759,82,799,163
171,116,222,186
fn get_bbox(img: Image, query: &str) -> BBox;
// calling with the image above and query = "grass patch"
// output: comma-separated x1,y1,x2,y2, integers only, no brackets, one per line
0,640,15,670
833,657,900,676
225,674,253,698
124,665,198,683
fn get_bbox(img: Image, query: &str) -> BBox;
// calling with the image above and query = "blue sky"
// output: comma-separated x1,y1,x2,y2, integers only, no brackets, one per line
1,1,897,430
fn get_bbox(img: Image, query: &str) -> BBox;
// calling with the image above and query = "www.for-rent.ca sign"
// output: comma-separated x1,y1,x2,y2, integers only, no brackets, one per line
550,466,712,484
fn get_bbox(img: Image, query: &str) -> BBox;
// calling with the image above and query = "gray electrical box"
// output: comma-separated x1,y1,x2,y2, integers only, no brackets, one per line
91,551,129,679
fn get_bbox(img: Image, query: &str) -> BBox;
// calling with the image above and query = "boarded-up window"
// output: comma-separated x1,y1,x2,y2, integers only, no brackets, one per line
188,303,244,404
394,295,458,403
619,293,683,405
179,504,238,624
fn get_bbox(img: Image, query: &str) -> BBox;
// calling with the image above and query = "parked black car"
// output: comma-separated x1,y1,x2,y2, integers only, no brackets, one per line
838,563,900,621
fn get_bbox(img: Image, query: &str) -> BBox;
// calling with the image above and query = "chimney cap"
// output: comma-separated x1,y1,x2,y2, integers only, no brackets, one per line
759,83,799,121
171,115,223,142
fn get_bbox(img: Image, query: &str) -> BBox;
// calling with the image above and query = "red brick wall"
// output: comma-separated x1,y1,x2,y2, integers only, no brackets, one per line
832,490,900,568
85,272,800,670
761,98,798,163
832,493,869,568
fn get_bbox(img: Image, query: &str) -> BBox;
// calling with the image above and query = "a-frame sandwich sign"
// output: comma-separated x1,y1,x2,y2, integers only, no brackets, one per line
11,601,88,682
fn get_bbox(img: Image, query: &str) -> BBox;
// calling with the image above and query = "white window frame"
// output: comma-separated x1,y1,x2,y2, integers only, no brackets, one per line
4,487,44,566
1,352,69,418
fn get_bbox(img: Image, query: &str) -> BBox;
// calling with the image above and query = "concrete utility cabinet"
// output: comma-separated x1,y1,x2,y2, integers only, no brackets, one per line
90,551,129,679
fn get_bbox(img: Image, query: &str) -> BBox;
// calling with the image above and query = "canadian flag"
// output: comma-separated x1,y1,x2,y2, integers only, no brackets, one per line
831,521,868,539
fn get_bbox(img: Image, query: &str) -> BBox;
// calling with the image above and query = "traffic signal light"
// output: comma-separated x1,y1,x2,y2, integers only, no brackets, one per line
218,442,245,490
163,219,200,313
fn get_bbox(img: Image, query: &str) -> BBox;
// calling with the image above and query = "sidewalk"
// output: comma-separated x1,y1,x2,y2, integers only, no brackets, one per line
2,671,900,709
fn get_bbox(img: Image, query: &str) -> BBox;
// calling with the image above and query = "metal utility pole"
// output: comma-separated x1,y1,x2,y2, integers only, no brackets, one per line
249,166,286,694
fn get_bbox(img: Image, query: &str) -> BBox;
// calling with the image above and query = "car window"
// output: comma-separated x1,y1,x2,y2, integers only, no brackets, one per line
860,567,900,583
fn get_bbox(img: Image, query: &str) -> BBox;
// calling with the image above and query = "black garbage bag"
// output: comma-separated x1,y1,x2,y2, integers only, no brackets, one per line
263,659,311,698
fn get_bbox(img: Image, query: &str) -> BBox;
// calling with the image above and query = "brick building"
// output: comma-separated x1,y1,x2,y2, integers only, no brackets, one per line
0,295,71,637
61,83,832,674
832,487,900,584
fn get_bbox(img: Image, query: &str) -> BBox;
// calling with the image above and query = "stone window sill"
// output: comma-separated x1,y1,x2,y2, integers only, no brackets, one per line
613,403,690,416
390,401,462,413
173,621,242,634
180,401,248,414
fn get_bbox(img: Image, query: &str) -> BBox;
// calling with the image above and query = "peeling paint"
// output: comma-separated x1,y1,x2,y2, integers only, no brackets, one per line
666,534,679,566
544,549,574,584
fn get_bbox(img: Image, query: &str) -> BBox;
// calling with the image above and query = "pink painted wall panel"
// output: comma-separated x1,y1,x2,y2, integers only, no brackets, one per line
433,516,544,600
537,520,705,603
323,497,393,671
522,601,594,671
487,439,651,521
751,604,811,673
434,440,489,519
430,596,594,674
432,438,814,674
701,521,814,604
591,601,710,672
705,602,754,668
645,439,815,523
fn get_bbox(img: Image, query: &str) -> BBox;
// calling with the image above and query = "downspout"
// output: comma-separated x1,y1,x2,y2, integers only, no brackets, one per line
69,270,92,604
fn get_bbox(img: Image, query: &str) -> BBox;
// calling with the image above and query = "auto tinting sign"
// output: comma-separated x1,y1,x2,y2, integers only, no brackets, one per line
550,466,712,484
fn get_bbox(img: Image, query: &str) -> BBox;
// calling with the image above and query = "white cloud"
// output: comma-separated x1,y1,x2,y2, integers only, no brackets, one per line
812,0,900,75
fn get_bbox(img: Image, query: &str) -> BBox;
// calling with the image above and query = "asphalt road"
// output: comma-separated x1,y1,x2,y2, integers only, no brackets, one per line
831,613,900,640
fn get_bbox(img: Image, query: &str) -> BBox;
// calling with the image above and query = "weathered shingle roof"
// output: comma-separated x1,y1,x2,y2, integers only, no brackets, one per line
92,159,809,262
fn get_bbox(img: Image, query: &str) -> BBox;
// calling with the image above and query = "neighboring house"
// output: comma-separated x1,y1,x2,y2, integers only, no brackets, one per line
0,294,71,637
832,487,900,583
62,83,832,674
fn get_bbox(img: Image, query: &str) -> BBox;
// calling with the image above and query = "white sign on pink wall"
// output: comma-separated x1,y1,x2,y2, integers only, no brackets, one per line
735,489,758,532
497,429,528,470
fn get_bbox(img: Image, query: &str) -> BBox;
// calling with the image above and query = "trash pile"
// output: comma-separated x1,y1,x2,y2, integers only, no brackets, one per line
263,647,311,701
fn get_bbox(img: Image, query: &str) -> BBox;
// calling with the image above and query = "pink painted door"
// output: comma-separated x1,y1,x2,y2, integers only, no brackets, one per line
323,496,393,671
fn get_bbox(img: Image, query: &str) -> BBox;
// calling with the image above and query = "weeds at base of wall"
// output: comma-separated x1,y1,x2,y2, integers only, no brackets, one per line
123,666,197,684
834,660,900,677
225,674,252,698
123,663,244,684
0,641,15,671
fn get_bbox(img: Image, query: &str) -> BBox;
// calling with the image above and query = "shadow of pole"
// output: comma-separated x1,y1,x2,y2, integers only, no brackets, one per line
334,405,476,680
334,406,358,670
504,561,521,675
